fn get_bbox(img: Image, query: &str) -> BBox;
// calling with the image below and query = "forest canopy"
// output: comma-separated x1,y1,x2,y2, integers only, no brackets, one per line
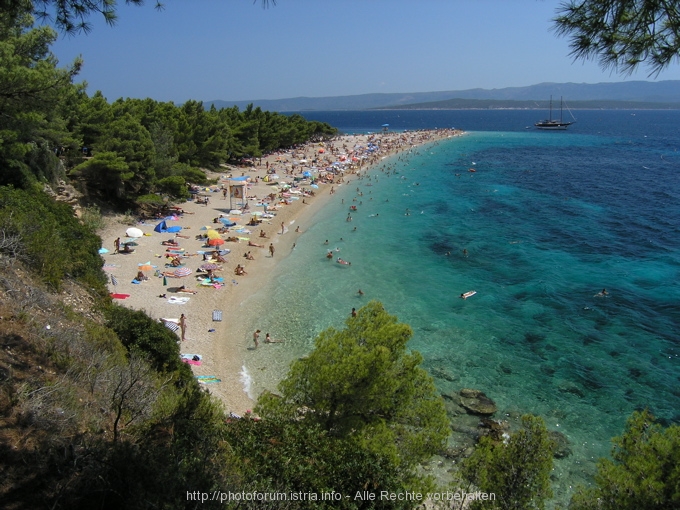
0,7,336,207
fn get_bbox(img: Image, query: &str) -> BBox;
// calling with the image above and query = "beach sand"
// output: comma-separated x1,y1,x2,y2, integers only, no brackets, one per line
99,130,461,414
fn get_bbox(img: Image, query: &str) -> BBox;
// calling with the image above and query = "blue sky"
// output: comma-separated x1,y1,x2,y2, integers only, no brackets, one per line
49,0,680,103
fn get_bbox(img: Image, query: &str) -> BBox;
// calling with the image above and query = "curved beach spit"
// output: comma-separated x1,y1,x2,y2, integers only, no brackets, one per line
99,129,462,414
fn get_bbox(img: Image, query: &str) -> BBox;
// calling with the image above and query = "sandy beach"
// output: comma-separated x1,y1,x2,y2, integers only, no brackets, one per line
99,129,462,414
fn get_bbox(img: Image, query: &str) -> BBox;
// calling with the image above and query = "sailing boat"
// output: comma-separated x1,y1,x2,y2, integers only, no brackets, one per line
535,96,574,130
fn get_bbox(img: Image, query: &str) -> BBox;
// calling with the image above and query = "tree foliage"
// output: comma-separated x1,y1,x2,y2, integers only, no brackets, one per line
554,0,680,75
225,416,414,509
257,301,450,490
462,414,555,510
0,11,81,187
569,410,680,509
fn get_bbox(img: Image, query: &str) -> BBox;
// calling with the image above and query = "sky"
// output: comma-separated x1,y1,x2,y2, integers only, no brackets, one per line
48,0,680,104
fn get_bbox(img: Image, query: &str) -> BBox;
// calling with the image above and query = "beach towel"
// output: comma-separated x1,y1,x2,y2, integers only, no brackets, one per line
99,247,109,254
182,358,201,366
110,274,119,286
110,293,130,299
212,310,222,322
181,354,202,360
163,321,180,332
195,375,221,384
167,296,190,305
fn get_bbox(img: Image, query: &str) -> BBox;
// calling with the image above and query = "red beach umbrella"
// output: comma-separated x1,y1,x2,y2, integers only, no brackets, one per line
208,238,225,246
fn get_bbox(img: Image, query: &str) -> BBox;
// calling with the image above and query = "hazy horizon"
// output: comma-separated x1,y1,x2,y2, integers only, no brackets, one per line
49,1,680,103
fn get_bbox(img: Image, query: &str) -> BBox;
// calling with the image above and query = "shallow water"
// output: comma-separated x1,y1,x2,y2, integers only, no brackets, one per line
242,110,680,505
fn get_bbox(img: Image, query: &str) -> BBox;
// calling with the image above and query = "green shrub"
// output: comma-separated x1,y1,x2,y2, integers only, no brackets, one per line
0,185,107,292
462,414,554,510
104,305,189,376
569,410,680,510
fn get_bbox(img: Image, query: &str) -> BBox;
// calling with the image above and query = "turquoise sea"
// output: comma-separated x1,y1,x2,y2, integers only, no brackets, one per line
242,110,680,504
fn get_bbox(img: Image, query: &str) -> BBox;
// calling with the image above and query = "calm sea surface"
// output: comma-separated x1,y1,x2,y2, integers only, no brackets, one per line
241,110,680,504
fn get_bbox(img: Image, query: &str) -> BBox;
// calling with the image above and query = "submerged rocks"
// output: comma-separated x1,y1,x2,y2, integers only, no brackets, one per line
479,418,510,441
557,380,586,398
548,430,572,458
458,388,497,416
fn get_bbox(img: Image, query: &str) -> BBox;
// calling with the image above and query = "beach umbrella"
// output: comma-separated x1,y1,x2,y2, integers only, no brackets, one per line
200,225,212,230
208,238,225,246
251,211,263,216
206,229,221,240
173,267,193,277
302,171,312,177
125,227,143,238
110,274,119,287
229,209,242,215
201,263,221,270
138,264,153,271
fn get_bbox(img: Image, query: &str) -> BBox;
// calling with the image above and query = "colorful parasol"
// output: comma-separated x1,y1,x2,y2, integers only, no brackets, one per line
173,267,193,277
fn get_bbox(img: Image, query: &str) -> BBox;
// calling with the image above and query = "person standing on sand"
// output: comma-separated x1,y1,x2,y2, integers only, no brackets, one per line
114,237,120,254
253,329,261,349
269,243,275,257
179,314,187,342
280,222,285,234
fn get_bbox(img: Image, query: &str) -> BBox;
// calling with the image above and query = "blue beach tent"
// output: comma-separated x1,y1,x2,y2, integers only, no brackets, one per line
154,220,182,233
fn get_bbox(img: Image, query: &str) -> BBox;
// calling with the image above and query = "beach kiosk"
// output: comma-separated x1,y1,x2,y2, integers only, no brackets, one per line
229,177,248,210
381,123,389,133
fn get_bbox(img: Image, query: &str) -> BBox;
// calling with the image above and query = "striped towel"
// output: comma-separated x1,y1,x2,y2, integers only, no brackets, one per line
212,310,222,322
163,321,179,332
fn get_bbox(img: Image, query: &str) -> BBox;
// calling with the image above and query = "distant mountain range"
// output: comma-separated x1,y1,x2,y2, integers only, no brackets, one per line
206,81,680,111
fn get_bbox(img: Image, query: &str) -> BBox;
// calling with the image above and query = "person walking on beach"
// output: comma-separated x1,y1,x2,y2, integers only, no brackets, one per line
179,314,187,342
114,237,120,254
280,222,285,234
253,329,261,349
269,243,275,257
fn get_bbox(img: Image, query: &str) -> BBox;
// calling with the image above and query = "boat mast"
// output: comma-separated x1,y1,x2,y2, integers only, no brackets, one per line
549,95,553,122
559,96,564,123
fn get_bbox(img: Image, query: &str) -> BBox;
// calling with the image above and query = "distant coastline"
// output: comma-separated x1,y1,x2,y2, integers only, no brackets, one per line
370,99,680,110
206,80,680,112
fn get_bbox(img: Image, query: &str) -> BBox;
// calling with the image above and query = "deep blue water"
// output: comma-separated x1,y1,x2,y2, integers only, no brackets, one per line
245,110,680,504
